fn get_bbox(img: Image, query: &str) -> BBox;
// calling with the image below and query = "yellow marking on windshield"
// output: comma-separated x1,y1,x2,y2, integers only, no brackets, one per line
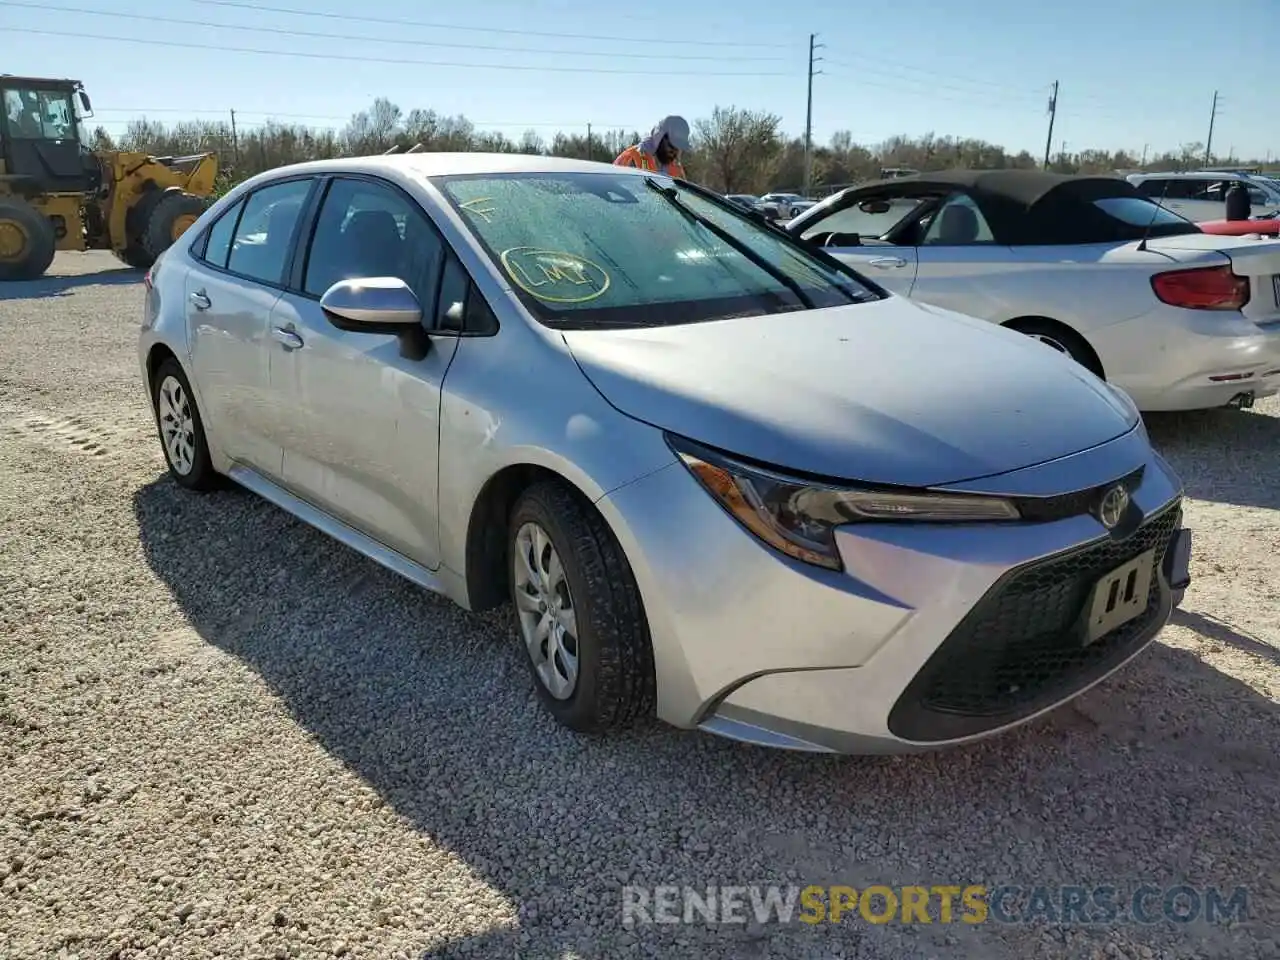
459,196,498,223
500,247,611,304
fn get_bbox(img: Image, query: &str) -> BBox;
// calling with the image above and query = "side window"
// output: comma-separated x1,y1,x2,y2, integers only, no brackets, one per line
1138,179,1196,201
199,197,246,269
920,193,995,245
799,195,928,242
226,179,313,286
302,177,445,308
434,254,499,335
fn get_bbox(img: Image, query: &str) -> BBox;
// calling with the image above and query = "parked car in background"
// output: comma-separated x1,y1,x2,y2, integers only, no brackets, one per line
787,169,1280,411
759,192,815,219
1126,171,1280,222
723,193,759,211
139,153,1191,754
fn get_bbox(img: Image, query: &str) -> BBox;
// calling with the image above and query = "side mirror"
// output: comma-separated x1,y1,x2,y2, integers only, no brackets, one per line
320,277,430,359
77,91,93,117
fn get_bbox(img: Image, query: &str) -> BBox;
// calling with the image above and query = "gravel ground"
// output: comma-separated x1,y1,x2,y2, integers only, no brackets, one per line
1,252,1277,960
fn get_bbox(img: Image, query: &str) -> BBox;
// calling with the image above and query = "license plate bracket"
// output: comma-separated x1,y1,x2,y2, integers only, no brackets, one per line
1082,549,1156,646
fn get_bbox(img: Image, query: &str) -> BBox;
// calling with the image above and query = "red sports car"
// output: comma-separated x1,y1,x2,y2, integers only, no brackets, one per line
1199,218,1280,236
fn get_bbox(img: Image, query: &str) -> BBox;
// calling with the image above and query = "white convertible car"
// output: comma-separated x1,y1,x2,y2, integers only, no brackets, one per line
785,170,1280,412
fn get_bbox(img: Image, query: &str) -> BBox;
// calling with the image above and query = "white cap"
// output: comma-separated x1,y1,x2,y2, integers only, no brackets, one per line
658,115,691,152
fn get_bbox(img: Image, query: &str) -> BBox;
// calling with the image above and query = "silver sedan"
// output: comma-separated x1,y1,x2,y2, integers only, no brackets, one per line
138,153,1192,754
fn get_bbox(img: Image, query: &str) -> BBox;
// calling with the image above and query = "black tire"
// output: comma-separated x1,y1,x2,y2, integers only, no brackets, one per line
0,197,57,281
508,480,656,732
1006,318,1104,378
142,191,207,261
113,245,154,270
150,357,222,491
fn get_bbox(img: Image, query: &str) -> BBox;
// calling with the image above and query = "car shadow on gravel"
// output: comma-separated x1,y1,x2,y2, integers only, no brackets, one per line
132,475,1280,960
0,268,140,301
1143,408,1280,510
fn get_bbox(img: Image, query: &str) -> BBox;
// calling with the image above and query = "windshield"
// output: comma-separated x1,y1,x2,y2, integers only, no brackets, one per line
2,86,77,140
435,172,879,329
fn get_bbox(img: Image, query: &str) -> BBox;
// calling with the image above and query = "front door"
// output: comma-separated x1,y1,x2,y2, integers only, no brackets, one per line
270,175,458,569
792,192,929,295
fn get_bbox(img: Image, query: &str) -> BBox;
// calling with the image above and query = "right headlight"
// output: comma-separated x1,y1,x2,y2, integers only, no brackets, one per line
667,434,1021,571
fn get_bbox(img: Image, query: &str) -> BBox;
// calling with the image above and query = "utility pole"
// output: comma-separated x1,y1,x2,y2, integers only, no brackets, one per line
586,122,592,162
1140,143,1148,167
803,32,823,197
1042,80,1058,170
229,108,240,169
1204,90,1219,165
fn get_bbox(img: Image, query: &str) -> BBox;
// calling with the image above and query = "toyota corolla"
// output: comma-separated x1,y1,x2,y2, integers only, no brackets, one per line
138,154,1192,753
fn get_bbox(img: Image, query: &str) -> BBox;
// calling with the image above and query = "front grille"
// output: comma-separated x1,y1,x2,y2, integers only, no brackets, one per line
887,501,1181,743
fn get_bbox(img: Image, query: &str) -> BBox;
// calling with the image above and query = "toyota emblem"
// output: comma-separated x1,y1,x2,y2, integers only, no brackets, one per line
1097,484,1130,530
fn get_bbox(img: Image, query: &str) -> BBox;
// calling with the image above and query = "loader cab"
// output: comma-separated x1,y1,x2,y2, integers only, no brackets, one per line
0,76,99,194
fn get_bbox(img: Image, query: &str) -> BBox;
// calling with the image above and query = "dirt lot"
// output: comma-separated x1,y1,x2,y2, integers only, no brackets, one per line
1,252,1277,960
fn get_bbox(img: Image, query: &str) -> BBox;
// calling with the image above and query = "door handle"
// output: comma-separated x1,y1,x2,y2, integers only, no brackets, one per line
271,326,304,350
189,290,211,310
868,257,908,269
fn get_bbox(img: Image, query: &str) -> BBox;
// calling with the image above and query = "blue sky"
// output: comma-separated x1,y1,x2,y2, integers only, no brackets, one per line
6,0,1277,160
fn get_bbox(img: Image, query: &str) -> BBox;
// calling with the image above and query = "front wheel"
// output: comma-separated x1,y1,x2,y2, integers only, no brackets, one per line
508,480,656,732
142,192,208,261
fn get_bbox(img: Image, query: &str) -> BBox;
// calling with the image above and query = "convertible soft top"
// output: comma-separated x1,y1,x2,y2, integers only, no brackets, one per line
827,169,1194,245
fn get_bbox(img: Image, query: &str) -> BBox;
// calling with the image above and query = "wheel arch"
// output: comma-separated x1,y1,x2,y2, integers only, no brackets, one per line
1001,314,1106,379
145,341,182,389
462,461,609,613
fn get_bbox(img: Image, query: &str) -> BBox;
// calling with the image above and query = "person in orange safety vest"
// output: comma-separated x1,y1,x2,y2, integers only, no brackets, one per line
614,116,690,179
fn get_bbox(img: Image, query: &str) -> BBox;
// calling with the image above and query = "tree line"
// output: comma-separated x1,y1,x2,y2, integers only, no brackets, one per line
89,99,1277,198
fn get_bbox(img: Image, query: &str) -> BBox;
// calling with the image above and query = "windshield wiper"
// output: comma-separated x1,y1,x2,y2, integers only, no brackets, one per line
643,178,816,310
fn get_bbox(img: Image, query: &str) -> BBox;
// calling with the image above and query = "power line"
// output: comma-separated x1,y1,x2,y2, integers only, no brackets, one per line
191,0,782,48
7,27,791,76
816,71,1044,110
0,1,786,62
823,57,1042,100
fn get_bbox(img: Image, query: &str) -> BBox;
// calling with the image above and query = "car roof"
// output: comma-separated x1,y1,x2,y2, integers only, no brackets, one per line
1134,170,1250,180
245,152,644,182
806,168,1194,246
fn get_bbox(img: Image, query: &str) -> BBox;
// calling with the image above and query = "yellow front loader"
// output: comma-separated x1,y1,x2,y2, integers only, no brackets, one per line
0,75,218,280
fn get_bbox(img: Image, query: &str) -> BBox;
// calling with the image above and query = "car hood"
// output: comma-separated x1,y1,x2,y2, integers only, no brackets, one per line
561,298,1139,488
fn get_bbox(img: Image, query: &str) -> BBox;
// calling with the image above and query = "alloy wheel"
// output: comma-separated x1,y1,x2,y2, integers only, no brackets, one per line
156,375,196,475
512,521,580,700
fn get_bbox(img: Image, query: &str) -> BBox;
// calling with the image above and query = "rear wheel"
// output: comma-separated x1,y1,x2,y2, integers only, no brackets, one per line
0,198,57,281
142,192,207,261
150,357,221,491
1006,318,1104,378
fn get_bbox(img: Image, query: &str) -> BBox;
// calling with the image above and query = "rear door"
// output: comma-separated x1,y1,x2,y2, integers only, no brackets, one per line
268,174,459,569
184,177,316,480
791,189,927,295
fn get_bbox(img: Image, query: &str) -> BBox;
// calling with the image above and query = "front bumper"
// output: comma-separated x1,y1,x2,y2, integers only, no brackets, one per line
597,425,1187,754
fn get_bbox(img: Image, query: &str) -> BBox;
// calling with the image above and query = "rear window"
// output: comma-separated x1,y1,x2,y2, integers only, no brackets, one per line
1092,197,1200,236
434,171,879,329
